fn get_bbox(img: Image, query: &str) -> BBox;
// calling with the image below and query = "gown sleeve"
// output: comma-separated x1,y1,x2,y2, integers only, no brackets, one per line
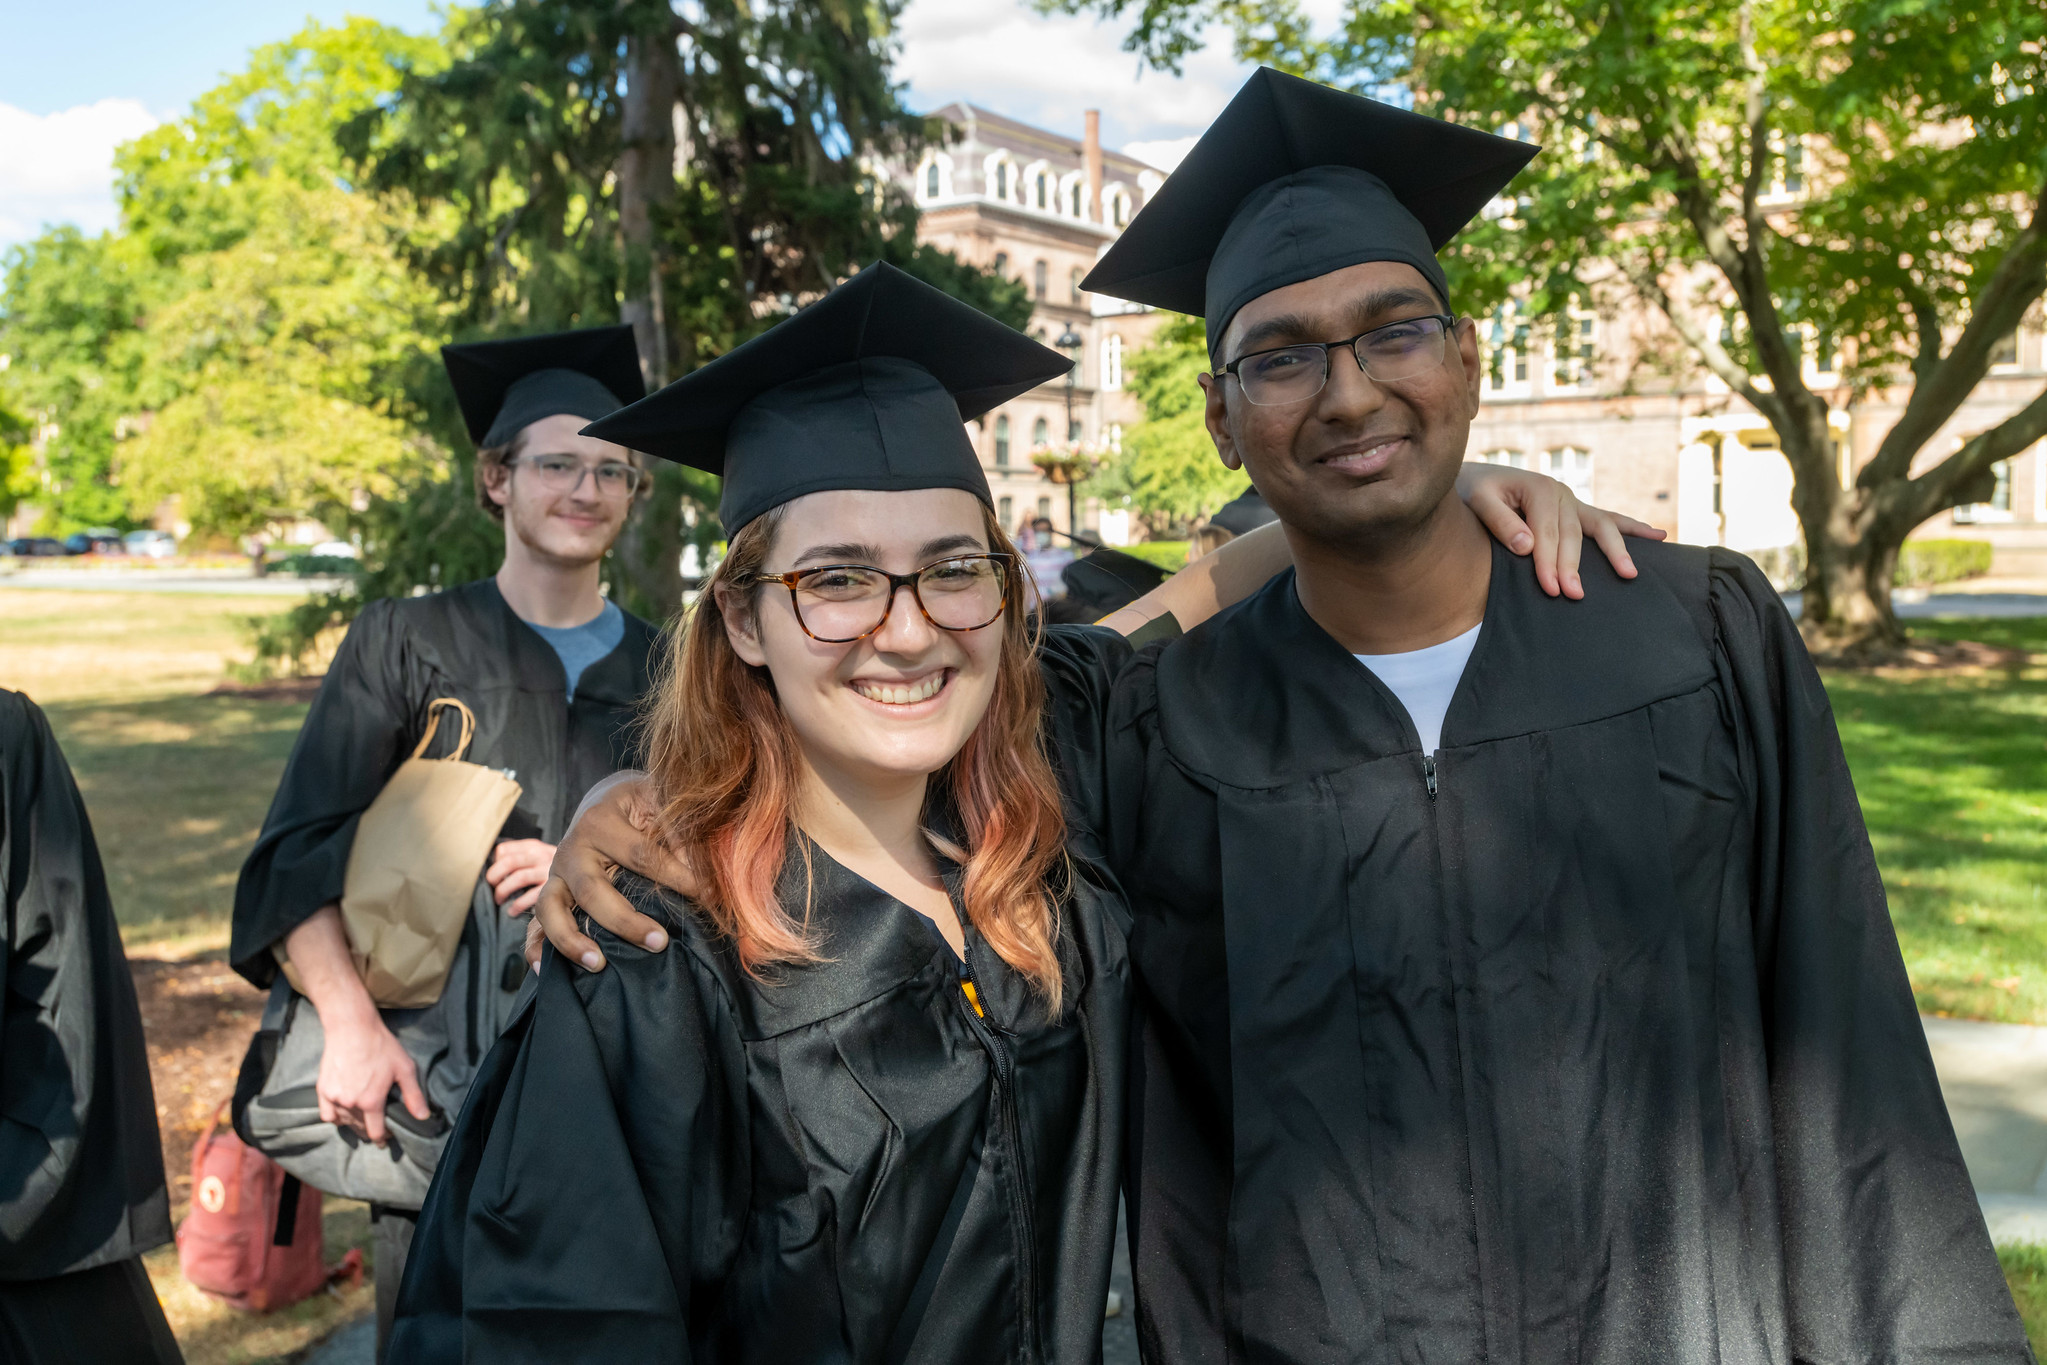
1707,549,2031,1357
0,691,170,1278
388,902,747,1364
229,598,414,987
1036,621,1175,851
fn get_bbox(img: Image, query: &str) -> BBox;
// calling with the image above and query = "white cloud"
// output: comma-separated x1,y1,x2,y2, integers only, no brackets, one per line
0,99,160,248
898,0,1251,152
1120,135,1197,172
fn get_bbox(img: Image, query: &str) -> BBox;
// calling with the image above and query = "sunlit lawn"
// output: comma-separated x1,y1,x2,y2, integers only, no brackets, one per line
0,588,311,954
1826,616,2047,1024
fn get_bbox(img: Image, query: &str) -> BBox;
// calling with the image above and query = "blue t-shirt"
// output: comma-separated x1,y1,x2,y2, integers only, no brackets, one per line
525,599,625,701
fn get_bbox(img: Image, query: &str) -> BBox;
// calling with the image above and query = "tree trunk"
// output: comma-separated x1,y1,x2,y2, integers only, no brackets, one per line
1797,513,1905,662
615,13,683,622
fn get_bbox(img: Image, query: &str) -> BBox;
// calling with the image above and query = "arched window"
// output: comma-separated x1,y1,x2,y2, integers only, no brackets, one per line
1069,419,1083,442
1035,172,1049,209
1033,260,1048,300
1101,334,1124,391
995,415,1011,466
925,163,940,198
1070,267,1083,303
1032,417,1050,448
1104,185,1131,228
1069,181,1083,216
993,251,1008,274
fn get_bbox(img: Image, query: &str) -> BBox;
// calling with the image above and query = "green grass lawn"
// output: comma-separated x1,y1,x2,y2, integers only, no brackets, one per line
0,589,309,953
1826,616,2047,1024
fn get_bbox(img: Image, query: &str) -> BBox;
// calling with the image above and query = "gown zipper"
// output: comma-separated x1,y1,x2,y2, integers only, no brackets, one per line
957,952,1043,1363
1421,749,1487,1360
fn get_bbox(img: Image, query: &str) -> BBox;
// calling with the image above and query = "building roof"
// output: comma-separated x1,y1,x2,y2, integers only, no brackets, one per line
925,101,1162,179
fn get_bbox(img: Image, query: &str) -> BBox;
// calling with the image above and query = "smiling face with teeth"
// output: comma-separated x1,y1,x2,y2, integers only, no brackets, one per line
1198,260,1486,553
718,486,1011,806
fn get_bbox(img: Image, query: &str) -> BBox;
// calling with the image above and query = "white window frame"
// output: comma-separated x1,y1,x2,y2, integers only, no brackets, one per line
1546,446,1594,499
1549,297,1597,392
1023,160,1053,212
915,152,954,203
1482,303,1533,399
983,151,1017,206
1102,182,1132,228
1101,333,1124,390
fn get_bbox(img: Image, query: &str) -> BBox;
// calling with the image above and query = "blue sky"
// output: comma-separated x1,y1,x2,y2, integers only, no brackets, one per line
0,0,1268,249
0,0,442,116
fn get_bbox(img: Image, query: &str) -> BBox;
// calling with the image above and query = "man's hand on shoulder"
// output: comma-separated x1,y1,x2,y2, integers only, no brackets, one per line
527,771,699,973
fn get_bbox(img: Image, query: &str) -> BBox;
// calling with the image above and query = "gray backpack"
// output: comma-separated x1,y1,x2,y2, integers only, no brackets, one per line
235,879,531,1209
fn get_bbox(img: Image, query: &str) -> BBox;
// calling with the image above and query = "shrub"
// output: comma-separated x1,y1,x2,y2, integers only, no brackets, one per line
1896,539,1993,587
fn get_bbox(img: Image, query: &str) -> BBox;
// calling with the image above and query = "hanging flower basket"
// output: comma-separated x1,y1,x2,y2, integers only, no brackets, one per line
1030,443,1101,485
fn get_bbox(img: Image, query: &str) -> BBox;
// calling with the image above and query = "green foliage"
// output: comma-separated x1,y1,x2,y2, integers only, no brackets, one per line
1094,313,1249,526
115,18,447,266
1999,1242,2047,1354
0,392,33,520
1896,538,1995,587
1118,540,1191,570
121,187,444,544
0,18,442,540
885,240,1036,331
0,227,156,532
1046,0,2047,647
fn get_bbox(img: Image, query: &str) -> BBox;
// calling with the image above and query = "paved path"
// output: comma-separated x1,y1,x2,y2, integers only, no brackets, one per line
1783,589,2047,620
0,569,349,595
1927,1015,2047,1244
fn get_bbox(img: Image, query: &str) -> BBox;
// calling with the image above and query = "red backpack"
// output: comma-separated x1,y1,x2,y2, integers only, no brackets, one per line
176,1102,331,1312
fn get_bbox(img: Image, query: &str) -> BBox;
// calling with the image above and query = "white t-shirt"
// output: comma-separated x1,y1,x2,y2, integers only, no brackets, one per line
1354,623,1482,754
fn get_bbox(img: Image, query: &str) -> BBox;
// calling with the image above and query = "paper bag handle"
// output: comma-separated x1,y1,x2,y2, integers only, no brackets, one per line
410,698,478,762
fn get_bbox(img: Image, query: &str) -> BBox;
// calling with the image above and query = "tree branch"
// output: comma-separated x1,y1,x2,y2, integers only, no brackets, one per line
1860,167,2047,489
1890,381,2047,529
1624,255,1780,421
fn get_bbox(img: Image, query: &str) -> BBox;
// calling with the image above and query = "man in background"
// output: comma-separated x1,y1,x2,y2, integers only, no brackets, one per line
230,327,662,1361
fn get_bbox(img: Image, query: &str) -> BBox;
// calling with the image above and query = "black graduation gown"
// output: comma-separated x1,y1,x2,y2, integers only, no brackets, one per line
0,690,170,1280
1097,539,2028,1364
389,848,1130,1365
230,577,659,988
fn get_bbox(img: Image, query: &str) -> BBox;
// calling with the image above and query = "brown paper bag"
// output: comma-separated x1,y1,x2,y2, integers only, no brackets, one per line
339,698,523,1007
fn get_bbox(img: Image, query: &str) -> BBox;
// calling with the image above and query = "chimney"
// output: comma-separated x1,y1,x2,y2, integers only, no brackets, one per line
1084,110,1103,224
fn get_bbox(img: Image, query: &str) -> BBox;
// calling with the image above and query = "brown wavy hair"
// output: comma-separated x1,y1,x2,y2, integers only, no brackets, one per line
639,502,1071,1011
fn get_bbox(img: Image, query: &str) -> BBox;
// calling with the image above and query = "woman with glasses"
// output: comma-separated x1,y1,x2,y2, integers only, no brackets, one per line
387,267,1649,1363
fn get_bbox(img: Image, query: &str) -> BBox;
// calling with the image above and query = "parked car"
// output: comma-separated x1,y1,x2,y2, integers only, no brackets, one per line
7,537,70,557
124,529,178,559
63,530,126,555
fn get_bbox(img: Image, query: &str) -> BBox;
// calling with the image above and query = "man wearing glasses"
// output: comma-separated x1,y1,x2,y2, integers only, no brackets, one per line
1069,69,2026,1362
228,327,661,1361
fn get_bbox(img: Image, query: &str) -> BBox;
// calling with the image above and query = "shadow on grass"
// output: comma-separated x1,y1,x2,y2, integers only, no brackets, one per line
1826,617,2047,1022
41,692,309,954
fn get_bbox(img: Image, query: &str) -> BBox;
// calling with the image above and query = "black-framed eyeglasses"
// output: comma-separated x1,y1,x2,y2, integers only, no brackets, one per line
508,453,644,498
752,553,1016,644
1214,314,1458,406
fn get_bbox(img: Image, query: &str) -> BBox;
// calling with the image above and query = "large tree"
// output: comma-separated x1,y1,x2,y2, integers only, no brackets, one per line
0,18,444,539
119,187,442,562
1051,0,2046,657
343,0,1029,619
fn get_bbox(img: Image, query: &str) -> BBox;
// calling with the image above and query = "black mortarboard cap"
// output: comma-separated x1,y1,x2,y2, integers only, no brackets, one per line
1209,487,1277,536
1082,68,1538,355
584,263,1071,532
442,325,647,449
